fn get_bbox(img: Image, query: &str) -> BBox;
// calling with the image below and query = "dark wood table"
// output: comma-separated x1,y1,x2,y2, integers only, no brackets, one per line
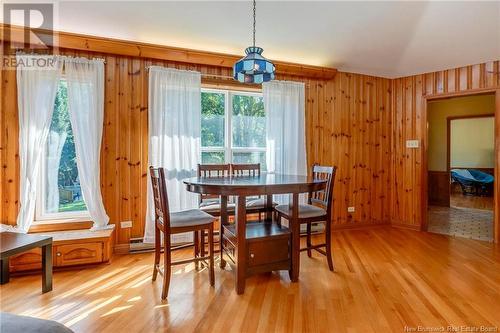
0,232,53,293
184,173,327,294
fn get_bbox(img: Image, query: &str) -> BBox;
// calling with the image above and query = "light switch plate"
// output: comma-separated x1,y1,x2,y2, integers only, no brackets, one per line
121,221,132,228
406,140,419,148
347,206,355,213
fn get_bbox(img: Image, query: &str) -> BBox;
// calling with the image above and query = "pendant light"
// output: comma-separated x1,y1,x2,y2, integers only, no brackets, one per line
233,0,275,84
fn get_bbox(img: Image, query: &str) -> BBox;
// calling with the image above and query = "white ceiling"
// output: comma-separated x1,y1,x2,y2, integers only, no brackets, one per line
4,1,500,78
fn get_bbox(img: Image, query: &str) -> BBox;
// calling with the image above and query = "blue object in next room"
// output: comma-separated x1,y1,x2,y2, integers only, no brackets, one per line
450,169,494,196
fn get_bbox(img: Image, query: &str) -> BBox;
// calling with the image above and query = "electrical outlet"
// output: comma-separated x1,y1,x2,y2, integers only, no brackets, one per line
347,206,355,213
406,140,419,148
121,221,132,228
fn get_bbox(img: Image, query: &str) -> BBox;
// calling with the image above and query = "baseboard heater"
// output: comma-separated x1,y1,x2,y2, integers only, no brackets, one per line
129,232,195,253
301,222,325,234
129,223,325,253
279,220,325,234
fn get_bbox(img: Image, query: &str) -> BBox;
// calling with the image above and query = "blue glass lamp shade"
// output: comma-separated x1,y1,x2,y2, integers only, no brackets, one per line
233,46,275,84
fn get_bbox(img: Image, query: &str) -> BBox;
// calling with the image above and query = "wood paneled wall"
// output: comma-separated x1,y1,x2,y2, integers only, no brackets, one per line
427,171,450,207
0,47,392,247
391,61,500,231
305,73,392,228
5,28,497,246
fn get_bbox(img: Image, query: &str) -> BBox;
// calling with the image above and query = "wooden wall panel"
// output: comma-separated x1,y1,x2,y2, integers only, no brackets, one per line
391,61,500,232
305,73,392,227
428,171,450,207
0,64,19,226
0,45,392,246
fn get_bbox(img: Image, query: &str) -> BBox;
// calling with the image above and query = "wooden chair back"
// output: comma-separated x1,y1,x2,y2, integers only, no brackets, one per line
197,164,230,204
150,167,171,232
198,163,231,177
309,164,337,212
231,163,261,177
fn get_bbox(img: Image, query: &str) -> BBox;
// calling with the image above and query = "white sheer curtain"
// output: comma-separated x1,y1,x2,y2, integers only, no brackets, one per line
12,54,63,232
144,67,201,243
263,80,307,204
65,57,110,230
46,131,67,213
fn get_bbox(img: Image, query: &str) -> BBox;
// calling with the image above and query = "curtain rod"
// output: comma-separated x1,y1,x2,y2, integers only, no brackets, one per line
15,51,106,63
144,66,310,87
201,73,234,80
145,66,232,79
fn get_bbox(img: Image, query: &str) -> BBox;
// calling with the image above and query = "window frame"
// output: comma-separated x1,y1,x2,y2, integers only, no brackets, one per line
34,78,90,223
201,88,266,167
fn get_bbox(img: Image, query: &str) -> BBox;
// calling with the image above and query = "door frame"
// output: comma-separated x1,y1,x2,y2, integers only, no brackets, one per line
421,88,500,244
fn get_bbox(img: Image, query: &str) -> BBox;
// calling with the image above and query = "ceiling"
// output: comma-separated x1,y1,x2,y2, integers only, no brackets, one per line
4,1,500,78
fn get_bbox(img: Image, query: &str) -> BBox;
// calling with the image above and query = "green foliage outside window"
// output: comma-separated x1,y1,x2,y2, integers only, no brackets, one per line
201,92,225,148
51,81,79,188
232,95,265,148
48,81,86,212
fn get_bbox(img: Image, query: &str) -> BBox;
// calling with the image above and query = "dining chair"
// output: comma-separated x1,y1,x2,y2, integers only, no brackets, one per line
230,163,278,219
150,167,215,300
230,163,261,176
197,164,235,266
274,164,337,271
198,164,234,217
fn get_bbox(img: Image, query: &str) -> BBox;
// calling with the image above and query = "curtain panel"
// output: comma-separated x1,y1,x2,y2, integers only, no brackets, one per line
263,80,307,204
13,54,63,232
144,67,202,243
64,57,110,230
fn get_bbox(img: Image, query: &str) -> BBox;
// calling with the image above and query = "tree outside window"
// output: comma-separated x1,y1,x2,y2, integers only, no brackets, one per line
201,89,266,169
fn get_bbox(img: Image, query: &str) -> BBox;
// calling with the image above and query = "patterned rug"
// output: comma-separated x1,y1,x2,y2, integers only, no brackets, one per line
428,205,493,242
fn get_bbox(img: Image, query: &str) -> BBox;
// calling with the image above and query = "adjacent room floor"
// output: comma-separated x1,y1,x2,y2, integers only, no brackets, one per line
428,205,493,242
428,189,494,242
1,227,499,333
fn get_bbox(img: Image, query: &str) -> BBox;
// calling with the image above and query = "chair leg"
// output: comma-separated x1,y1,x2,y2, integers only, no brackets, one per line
208,225,215,287
200,230,206,267
194,231,199,270
152,224,160,281
306,223,312,258
220,219,226,269
325,220,334,272
276,213,281,227
162,232,172,300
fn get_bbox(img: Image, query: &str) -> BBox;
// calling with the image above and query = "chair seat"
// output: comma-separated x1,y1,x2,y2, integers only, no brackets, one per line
200,202,236,213
246,198,278,209
275,204,326,219
199,199,220,207
200,198,277,213
170,209,215,228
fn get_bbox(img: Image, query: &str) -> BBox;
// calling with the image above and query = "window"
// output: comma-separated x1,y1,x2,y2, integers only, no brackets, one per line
35,80,89,221
201,89,266,169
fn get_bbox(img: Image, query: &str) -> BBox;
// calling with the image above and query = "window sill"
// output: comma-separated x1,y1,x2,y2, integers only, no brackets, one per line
29,219,94,233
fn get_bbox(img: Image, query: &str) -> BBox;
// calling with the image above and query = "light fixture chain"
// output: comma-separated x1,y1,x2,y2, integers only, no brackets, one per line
253,0,256,47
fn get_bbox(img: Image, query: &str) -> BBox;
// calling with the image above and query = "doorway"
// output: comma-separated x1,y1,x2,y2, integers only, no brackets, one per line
426,94,496,242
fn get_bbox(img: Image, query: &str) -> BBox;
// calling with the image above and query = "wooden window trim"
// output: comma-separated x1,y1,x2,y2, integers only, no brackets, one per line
29,220,94,233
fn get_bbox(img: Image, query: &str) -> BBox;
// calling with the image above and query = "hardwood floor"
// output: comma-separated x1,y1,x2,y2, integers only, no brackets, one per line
450,184,494,210
1,227,500,333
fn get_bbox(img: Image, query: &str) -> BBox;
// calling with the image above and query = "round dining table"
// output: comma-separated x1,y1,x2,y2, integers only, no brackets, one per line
184,173,327,294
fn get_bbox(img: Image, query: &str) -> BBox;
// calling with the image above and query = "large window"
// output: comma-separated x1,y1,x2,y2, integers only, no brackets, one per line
35,80,89,221
201,89,266,169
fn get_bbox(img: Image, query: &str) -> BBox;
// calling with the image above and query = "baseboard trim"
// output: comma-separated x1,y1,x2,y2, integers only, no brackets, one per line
114,244,130,254
333,222,389,230
391,222,421,231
